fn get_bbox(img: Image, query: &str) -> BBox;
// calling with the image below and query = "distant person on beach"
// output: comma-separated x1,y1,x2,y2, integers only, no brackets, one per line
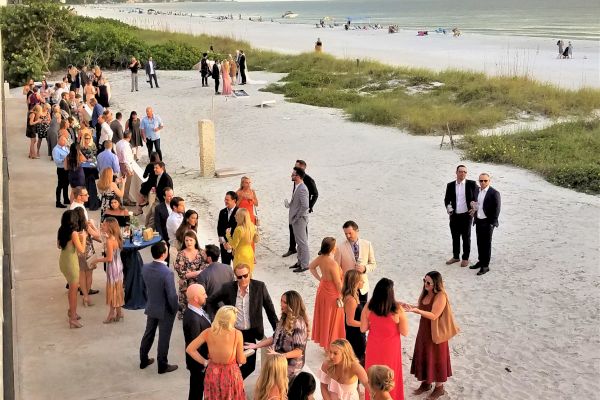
228,54,237,85
556,40,564,58
200,53,209,87
129,56,141,92
469,173,501,276
145,56,159,88
221,59,233,96
567,41,573,58
444,165,478,268
315,37,323,52
239,50,247,85
212,60,221,94
217,191,238,265
140,106,164,160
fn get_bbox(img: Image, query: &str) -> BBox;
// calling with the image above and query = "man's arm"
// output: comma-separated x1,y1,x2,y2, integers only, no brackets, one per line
444,182,452,207
299,186,309,214
364,241,377,274
165,270,179,315
261,283,279,331
305,175,319,211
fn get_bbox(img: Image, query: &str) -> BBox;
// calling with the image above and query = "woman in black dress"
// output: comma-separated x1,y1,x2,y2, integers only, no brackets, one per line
96,77,110,108
125,111,143,161
342,269,366,365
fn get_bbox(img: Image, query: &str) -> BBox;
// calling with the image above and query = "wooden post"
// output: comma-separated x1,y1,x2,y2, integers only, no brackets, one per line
440,122,455,150
198,119,215,177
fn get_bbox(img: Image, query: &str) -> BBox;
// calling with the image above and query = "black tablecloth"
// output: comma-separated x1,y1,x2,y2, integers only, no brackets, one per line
121,235,162,310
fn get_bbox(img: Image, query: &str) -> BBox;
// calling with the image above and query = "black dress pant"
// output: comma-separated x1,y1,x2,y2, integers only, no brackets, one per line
201,74,208,86
475,218,495,268
239,327,262,379
214,78,220,94
139,313,176,370
56,167,69,204
148,73,159,88
188,365,205,400
220,244,233,265
146,138,162,161
240,68,246,84
449,212,473,260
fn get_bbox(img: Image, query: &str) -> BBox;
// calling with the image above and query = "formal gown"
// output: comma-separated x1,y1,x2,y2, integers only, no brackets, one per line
365,313,404,400
226,225,256,274
127,119,143,148
237,192,257,225
59,241,79,284
312,276,345,349
106,248,124,307
316,369,360,400
203,336,246,400
174,250,207,316
410,298,452,383
222,62,233,96
345,301,366,364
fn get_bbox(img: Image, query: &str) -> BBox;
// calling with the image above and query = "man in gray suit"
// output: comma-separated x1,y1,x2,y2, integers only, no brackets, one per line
197,244,235,318
285,166,310,272
139,241,178,374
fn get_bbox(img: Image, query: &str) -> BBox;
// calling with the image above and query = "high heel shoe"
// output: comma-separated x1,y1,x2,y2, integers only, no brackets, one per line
69,319,83,329
103,315,116,324
67,311,82,320
115,313,124,321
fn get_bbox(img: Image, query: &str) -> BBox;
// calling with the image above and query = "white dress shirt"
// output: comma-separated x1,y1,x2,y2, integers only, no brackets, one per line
69,201,88,221
477,188,489,219
235,284,251,330
455,180,468,214
99,122,113,144
166,212,184,245
115,139,134,166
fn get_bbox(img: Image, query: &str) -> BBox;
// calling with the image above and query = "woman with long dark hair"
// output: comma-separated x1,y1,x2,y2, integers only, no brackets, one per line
57,210,87,328
403,271,453,400
342,269,366,364
174,230,206,319
64,142,86,200
288,372,316,400
361,278,408,400
125,111,143,161
174,209,199,250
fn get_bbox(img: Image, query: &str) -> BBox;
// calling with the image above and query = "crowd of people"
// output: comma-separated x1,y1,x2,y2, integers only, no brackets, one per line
197,49,248,95
30,56,502,399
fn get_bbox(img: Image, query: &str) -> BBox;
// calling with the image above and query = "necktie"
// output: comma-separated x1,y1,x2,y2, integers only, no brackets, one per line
352,241,359,261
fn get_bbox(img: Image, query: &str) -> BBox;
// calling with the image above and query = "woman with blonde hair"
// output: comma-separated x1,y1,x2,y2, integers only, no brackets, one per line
186,305,246,399
228,54,238,84
97,167,124,218
36,103,51,158
225,207,259,274
236,176,259,225
342,270,366,364
245,290,310,380
367,365,394,400
26,104,42,158
254,353,289,400
317,338,368,400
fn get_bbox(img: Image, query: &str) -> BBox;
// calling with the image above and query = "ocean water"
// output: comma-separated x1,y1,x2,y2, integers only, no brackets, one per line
116,0,600,40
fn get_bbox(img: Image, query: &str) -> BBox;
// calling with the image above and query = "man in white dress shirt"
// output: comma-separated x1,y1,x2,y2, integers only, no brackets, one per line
166,196,185,260
98,109,113,144
469,173,501,276
115,131,136,206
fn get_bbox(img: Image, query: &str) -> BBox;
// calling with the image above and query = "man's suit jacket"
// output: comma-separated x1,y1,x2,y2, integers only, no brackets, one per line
334,238,377,295
197,262,235,317
154,201,170,242
208,280,278,338
303,173,319,212
145,61,158,75
444,179,479,214
217,207,238,242
182,307,211,371
59,99,72,117
142,260,178,319
288,182,309,225
239,54,246,69
478,187,501,227
110,119,124,143
155,172,173,203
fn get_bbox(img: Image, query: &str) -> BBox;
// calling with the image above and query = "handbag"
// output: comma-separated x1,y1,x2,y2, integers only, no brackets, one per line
431,292,460,344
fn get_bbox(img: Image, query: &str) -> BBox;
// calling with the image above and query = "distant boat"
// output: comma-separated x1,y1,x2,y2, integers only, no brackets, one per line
282,11,299,19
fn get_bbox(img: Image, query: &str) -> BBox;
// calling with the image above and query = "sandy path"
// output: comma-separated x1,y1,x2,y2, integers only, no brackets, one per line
99,68,600,399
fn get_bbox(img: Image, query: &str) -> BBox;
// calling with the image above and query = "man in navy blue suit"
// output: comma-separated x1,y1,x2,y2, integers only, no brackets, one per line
139,241,179,373
470,173,501,276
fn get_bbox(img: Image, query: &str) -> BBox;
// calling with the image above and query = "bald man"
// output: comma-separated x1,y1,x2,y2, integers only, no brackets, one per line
182,284,211,400
140,106,164,160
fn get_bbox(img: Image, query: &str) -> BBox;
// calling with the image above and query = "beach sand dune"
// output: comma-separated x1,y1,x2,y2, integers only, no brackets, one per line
100,68,600,399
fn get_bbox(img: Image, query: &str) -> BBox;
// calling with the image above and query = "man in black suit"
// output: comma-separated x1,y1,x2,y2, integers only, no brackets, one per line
139,241,178,374
182,284,211,400
217,191,238,265
153,187,173,243
154,162,173,204
144,56,159,88
207,264,278,379
470,173,501,276
197,244,235,318
444,165,479,268
283,160,319,266
212,61,220,95
238,50,247,84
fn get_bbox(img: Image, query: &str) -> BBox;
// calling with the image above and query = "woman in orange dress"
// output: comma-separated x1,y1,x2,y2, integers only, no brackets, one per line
309,237,345,350
236,176,259,225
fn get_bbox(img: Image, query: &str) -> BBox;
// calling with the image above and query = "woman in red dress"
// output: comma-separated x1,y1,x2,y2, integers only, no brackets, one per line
361,278,409,400
403,271,453,400
236,176,259,225
309,237,345,350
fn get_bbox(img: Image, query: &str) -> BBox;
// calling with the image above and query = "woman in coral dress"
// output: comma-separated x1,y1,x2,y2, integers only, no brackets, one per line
310,237,345,350
236,176,259,225
225,208,259,274
361,278,409,400
91,217,125,324
186,306,246,400
222,60,233,96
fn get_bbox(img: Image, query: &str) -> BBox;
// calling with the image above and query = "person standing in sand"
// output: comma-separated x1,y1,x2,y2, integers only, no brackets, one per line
140,106,164,161
212,60,221,95
556,40,564,59
222,59,233,96
145,56,159,88
228,54,237,86
238,50,247,85
444,165,478,268
200,53,210,87
285,167,310,273
469,173,501,276
129,57,141,92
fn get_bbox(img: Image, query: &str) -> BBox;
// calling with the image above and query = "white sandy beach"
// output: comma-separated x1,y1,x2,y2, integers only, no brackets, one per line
62,66,598,400
75,6,600,90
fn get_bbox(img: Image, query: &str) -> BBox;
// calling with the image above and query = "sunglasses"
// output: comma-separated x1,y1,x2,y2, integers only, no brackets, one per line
423,279,433,286
479,179,489,183
236,273,249,280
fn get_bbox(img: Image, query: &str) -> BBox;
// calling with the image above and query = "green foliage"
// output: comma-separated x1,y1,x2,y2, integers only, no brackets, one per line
460,119,600,194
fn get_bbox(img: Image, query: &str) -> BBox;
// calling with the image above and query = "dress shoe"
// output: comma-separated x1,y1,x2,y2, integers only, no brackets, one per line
293,266,309,273
477,267,490,276
140,358,155,369
158,364,178,374
88,289,99,295
460,260,469,268
413,382,433,395
289,262,300,269
427,385,446,400
445,258,460,265
56,202,67,208
282,250,297,258
469,263,480,270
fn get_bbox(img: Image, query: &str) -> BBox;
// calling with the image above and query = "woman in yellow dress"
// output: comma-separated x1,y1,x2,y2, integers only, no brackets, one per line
225,208,259,274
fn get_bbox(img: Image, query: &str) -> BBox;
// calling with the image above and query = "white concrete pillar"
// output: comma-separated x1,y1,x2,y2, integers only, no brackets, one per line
198,119,215,177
